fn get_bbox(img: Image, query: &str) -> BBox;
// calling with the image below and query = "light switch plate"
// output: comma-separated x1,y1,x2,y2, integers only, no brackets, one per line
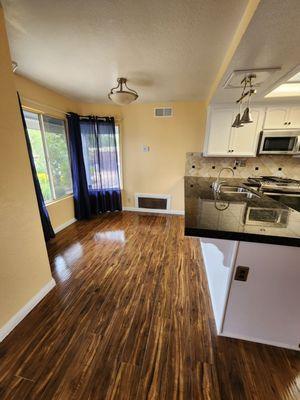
143,145,150,152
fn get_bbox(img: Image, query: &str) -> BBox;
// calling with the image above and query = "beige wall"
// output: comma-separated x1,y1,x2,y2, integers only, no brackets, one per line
47,196,75,229
15,74,206,220
0,7,53,328
121,102,206,211
14,74,78,230
79,101,206,211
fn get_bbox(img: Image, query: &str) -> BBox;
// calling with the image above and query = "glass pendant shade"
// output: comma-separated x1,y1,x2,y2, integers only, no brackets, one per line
108,78,138,105
232,113,244,128
240,107,253,124
108,91,138,105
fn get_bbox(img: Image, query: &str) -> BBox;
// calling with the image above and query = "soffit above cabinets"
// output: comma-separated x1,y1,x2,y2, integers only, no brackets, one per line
211,0,300,105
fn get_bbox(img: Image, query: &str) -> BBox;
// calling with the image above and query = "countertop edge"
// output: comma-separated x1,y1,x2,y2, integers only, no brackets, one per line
185,227,300,248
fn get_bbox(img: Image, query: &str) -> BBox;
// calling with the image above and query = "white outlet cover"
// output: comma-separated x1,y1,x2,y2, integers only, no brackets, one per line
143,145,150,152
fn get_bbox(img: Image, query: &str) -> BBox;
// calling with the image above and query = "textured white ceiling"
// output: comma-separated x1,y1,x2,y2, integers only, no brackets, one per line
2,0,248,102
212,0,300,104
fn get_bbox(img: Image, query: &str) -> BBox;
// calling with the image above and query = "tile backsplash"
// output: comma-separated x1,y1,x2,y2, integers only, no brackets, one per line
185,153,300,179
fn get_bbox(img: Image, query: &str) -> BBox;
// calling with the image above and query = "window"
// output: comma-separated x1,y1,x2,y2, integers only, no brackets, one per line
24,110,73,203
80,121,122,191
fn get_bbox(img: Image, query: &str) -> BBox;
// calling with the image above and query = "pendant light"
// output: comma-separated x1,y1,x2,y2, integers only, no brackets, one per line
240,107,253,124
108,78,138,105
232,103,244,128
232,74,256,128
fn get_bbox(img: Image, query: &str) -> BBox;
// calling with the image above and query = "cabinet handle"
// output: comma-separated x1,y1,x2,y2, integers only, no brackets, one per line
284,122,287,125
288,122,291,125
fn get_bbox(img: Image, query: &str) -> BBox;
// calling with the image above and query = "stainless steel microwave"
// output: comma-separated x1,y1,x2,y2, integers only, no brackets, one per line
258,130,300,155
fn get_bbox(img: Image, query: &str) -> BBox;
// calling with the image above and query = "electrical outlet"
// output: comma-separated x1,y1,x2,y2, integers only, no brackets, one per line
142,145,150,152
234,266,250,281
234,159,246,167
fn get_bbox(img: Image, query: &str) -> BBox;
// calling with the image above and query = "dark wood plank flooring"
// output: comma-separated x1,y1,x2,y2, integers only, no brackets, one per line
0,212,299,399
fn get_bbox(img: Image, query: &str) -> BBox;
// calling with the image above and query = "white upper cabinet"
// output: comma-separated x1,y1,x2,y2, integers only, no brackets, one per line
206,109,232,156
264,106,300,129
204,107,264,157
229,108,264,157
287,106,300,128
263,107,289,129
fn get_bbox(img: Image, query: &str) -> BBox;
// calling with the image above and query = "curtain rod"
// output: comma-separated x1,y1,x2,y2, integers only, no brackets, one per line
21,96,122,122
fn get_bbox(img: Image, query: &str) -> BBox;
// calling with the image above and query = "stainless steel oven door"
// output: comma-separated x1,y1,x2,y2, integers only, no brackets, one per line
258,131,300,154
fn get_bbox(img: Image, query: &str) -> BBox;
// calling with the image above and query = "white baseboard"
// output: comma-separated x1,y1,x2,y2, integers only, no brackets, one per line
123,206,184,215
54,217,77,234
0,278,56,342
220,331,299,352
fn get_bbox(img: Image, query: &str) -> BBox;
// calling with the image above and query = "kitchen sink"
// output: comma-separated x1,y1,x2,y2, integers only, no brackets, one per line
219,185,261,198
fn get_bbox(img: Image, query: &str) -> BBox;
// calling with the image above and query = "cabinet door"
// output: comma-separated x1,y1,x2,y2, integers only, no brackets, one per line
229,108,263,156
222,241,300,350
206,109,233,156
288,106,300,128
264,107,289,129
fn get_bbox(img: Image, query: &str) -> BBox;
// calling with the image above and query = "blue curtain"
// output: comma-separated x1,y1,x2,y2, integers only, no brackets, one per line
67,113,91,219
67,113,122,219
17,93,55,241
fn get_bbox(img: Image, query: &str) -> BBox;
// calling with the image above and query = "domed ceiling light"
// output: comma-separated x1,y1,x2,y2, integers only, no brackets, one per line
108,78,138,105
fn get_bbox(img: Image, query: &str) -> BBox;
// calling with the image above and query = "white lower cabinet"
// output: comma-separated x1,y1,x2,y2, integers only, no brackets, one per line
201,238,300,350
204,107,264,157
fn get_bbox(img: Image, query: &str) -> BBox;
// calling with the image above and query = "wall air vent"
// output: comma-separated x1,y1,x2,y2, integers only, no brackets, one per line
135,193,171,210
154,107,173,117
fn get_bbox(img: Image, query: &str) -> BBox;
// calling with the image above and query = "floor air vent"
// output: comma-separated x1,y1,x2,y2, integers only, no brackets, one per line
135,194,171,210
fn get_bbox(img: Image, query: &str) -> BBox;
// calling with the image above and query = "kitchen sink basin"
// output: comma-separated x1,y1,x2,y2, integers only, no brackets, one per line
219,185,261,198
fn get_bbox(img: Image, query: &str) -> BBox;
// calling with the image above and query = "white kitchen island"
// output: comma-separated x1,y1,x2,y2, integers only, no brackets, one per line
185,176,300,351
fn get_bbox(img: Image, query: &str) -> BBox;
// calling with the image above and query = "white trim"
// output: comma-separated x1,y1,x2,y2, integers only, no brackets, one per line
134,193,171,210
123,206,184,215
45,194,73,207
219,241,239,334
54,217,77,234
0,278,56,342
220,331,300,352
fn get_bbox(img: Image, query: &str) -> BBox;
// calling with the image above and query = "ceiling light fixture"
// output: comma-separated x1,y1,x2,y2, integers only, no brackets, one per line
232,74,256,128
265,69,300,98
108,78,138,105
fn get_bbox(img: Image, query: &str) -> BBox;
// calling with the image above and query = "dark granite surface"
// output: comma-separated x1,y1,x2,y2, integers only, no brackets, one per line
185,177,300,247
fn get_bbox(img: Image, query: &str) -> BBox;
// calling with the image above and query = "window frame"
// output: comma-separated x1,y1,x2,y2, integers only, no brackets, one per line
23,108,73,204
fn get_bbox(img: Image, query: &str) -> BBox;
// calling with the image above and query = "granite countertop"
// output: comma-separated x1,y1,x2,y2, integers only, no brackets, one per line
184,177,300,247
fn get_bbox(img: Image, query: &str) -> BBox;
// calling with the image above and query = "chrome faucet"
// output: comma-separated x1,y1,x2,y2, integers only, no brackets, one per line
212,167,235,193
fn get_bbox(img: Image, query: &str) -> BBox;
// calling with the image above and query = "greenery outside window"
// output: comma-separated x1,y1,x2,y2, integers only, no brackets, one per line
24,110,73,203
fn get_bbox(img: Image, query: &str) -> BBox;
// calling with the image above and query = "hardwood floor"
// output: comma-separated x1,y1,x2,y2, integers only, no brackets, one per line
0,211,299,399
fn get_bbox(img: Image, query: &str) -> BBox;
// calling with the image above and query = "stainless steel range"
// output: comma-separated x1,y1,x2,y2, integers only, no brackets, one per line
246,176,300,212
